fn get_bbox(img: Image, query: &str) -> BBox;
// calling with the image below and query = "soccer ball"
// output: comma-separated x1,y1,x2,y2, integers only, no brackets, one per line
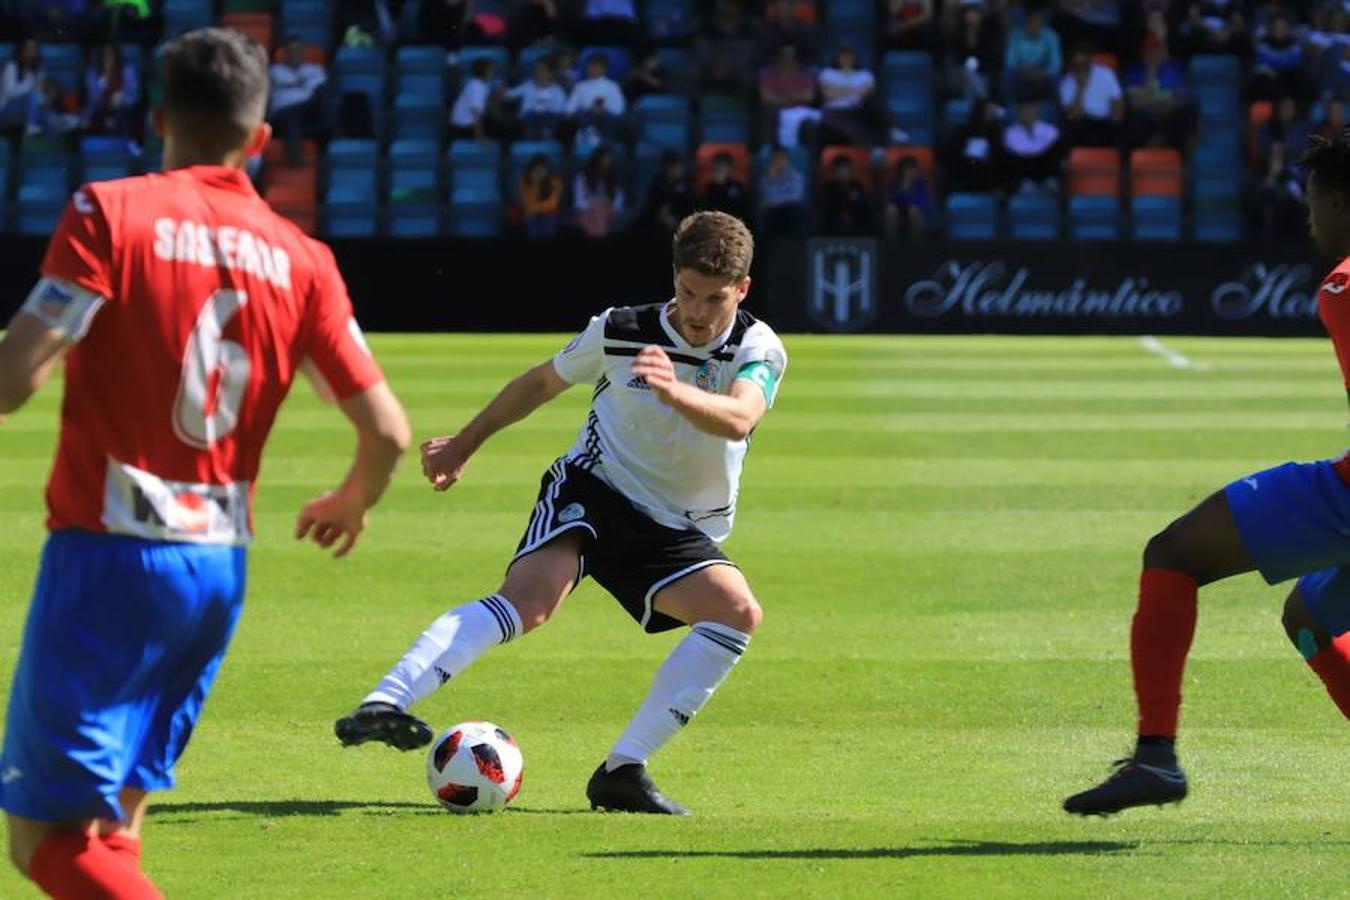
426,721,524,813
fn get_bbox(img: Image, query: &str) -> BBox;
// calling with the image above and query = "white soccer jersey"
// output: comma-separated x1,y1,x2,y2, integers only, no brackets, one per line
551,302,787,543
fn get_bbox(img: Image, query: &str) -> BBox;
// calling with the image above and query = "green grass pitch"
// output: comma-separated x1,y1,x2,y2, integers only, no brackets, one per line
2,333,1349,898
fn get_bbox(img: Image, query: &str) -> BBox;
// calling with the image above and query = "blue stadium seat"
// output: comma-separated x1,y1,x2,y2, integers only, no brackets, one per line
386,156,441,237
327,138,380,164
391,93,443,141
164,0,213,37
80,136,137,183
1189,54,1240,85
629,142,664,205
635,95,692,153
1192,204,1242,241
1130,195,1182,241
335,48,387,137
825,0,871,24
1007,193,1059,240
42,43,83,92
516,44,557,79
654,48,694,93
824,26,875,69
279,0,330,46
447,195,502,237
388,138,441,167
946,193,998,240
448,140,501,168
323,168,379,238
1068,195,1122,240
641,119,691,153
0,43,13,66
700,98,749,145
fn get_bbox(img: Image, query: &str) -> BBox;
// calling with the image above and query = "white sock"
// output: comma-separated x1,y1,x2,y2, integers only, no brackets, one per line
365,595,523,710
606,621,750,771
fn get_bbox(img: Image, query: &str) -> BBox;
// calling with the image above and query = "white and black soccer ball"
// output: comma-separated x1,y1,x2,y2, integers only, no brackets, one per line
426,721,523,813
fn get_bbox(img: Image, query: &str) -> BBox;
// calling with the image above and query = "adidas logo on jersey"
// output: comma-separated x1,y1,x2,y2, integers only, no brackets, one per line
625,376,651,391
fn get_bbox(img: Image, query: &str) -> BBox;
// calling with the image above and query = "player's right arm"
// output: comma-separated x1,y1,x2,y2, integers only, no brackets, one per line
422,360,571,491
421,310,608,491
0,307,71,416
294,247,412,557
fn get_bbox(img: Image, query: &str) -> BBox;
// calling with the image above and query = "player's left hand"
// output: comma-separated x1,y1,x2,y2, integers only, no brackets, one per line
631,345,681,404
295,488,368,558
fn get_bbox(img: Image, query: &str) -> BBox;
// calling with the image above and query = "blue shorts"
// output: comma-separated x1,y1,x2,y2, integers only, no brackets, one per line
0,530,246,823
1226,460,1350,636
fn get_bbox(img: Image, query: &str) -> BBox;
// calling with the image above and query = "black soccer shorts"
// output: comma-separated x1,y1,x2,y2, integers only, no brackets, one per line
511,459,736,633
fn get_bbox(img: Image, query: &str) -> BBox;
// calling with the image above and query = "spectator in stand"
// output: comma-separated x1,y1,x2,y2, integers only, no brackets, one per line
639,150,694,234
1053,0,1123,55
1174,0,1250,58
1004,8,1063,101
818,45,888,147
573,144,625,237
758,145,808,236
1259,96,1313,165
511,0,560,47
1123,36,1198,150
519,153,563,238
1317,42,1350,102
819,154,875,235
624,50,667,103
701,45,751,100
450,56,509,142
885,0,935,52
1059,46,1123,146
0,37,42,145
267,38,329,162
82,42,139,136
944,0,1005,102
760,0,820,64
506,57,568,139
1317,97,1346,138
885,155,935,237
566,51,626,144
945,96,1002,192
554,46,580,91
1002,100,1061,192
700,151,751,222
1247,138,1304,239
30,76,79,140
707,0,754,40
759,42,819,146
1250,11,1310,101
337,0,406,47
576,0,638,46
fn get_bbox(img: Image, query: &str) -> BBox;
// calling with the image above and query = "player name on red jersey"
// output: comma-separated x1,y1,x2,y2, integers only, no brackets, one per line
152,217,293,291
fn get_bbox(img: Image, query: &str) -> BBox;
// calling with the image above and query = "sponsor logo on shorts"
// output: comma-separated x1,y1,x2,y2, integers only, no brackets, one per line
1243,477,1259,491
559,503,586,524
1,766,22,784
435,667,452,685
668,708,690,726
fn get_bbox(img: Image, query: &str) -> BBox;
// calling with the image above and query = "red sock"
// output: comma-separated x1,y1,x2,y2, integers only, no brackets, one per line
28,830,162,900
99,834,142,869
1307,633,1350,718
1131,568,1199,738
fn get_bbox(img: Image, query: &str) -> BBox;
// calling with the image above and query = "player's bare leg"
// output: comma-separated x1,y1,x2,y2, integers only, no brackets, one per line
1283,585,1350,716
1065,489,1256,816
336,534,584,750
588,564,761,816
7,790,161,898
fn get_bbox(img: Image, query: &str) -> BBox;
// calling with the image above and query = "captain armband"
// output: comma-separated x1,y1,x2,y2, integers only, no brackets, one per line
20,277,107,343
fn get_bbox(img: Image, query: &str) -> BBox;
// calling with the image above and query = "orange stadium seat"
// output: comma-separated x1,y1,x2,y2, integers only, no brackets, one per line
882,145,936,193
1066,147,1120,197
222,12,275,52
1130,148,1183,197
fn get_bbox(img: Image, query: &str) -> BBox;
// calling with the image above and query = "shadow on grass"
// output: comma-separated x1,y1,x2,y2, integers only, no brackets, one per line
584,839,1139,861
150,800,594,820
150,799,433,819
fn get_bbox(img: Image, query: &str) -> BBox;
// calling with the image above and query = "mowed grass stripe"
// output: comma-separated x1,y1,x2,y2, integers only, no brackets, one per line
1,334,1347,899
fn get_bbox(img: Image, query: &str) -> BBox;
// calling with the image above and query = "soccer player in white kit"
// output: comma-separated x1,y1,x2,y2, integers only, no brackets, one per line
336,211,787,814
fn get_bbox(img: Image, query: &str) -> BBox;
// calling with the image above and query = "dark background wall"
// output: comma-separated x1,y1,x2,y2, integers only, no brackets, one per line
0,235,1330,337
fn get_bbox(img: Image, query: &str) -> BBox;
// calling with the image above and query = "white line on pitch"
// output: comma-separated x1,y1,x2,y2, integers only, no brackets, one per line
1138,336,1212,371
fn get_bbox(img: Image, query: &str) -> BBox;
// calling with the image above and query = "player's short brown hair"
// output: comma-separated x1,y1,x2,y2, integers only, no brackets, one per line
159,28,269,151
672,211,754,282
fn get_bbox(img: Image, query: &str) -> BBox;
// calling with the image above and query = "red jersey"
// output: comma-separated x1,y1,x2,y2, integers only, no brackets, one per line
1317,256,1350,483
36,166,383,544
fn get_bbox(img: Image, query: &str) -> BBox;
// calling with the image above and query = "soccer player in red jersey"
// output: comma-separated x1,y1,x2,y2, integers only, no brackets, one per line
1065,128,1350,815
0,29,411,897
